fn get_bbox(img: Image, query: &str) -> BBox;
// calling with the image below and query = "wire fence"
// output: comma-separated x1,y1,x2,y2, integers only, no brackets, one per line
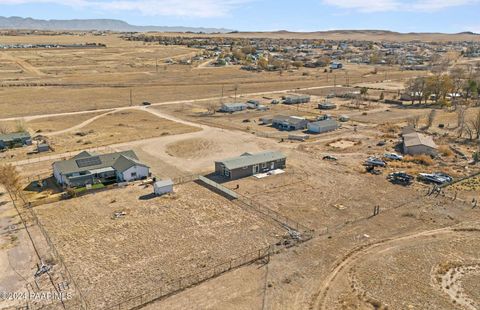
103,245,275,310
20,194,89,310
11,146,116,167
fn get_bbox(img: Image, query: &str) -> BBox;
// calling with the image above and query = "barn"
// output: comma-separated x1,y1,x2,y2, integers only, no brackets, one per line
402,132,438,156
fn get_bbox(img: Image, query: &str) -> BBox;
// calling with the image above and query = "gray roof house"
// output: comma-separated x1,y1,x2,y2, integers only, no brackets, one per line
53,150,150,187
283,95,310,104
219,102,248,113
272,115,308,131
215,151,286,180
307,119,339,134
0,132,32,149
402,132,438,156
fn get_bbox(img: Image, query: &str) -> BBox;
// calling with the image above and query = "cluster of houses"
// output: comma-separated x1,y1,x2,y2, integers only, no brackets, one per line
50,148,287,193
125,33,479,71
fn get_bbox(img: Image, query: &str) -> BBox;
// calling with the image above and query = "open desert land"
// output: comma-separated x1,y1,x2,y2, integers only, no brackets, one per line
0,109,200,163
0,30,479,310
0,33,427,119
34,182,286,308
143,30,480,42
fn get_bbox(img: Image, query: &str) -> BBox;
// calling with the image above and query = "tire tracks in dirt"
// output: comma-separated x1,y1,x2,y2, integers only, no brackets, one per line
309,225,479,310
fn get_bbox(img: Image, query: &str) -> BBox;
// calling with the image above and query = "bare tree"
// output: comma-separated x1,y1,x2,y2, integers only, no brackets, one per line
0,124,9,134
456,105,467,138
15,119,27,132
0,164,23,200
425,110,437,130
469,109,480,140
407,115,421,128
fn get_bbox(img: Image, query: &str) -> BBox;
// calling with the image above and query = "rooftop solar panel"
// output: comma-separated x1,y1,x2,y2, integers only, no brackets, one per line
76,156,102,168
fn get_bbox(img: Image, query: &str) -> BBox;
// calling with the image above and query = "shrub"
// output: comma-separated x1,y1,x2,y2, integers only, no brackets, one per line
438,145,453,157
404,154,434,166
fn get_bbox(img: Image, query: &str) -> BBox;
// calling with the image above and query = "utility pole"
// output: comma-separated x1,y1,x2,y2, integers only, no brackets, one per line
155,57,158,73
221,84,224,104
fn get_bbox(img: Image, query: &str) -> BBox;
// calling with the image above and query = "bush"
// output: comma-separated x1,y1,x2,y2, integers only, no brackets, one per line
404,154,434,166
438,145,453,157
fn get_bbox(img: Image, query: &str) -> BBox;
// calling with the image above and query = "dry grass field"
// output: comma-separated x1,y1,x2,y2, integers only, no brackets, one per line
1,31,480,310
0,33,424,119
35,182,285,308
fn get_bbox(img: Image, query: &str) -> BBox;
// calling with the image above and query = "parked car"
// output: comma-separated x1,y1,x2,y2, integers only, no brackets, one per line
387,172,414,185
418,173,453,185
142,101,151,106
271,99,279,104
383,153,403,161
364,157,387,167
323,155,338,161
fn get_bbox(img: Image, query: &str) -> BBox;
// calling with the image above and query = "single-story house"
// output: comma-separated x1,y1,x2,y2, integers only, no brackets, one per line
307,119,339,134
154,179,174,196
272,115,308,131
0,132,32,150
215,151,286,180
318,102,337,110
219,102,248,113
283,95,310,104
53,150,150,188
402,132,438,156
400,92,422,101
330,62,343,69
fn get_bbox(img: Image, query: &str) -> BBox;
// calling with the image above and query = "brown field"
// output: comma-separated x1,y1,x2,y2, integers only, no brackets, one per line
145,30,480,42
2,31,480,310
35,182,285,308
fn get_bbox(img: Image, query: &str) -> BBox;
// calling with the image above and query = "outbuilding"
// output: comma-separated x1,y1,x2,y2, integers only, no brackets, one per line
318,102,337,110
154,179,174,196
307,119,339,134
402,132,438,156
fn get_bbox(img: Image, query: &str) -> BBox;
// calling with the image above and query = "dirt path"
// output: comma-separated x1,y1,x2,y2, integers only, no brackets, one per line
440,264,480,310
310,226,468,310
43,110,115,136
0,51,45,76
0,84,337,122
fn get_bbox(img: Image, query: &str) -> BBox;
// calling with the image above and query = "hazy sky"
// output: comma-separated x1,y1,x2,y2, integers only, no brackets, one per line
0,0,479,33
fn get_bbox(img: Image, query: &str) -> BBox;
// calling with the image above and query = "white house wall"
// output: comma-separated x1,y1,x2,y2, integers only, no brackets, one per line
121,165,149,182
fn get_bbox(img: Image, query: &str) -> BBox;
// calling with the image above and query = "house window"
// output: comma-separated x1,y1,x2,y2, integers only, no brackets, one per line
131,172,137,178
262,162,267,168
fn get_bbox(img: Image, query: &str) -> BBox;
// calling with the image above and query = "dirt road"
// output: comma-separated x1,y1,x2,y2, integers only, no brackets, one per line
310,225,478,310
0,51,45,76
0,84,338,122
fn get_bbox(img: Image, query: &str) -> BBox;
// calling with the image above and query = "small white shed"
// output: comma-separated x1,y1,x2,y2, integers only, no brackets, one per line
154,179,174,196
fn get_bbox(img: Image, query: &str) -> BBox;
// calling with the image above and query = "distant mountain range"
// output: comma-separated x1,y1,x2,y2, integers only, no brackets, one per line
0,16,233,33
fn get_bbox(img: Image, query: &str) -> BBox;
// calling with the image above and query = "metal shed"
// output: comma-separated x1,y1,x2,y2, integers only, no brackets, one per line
154,179,174,196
